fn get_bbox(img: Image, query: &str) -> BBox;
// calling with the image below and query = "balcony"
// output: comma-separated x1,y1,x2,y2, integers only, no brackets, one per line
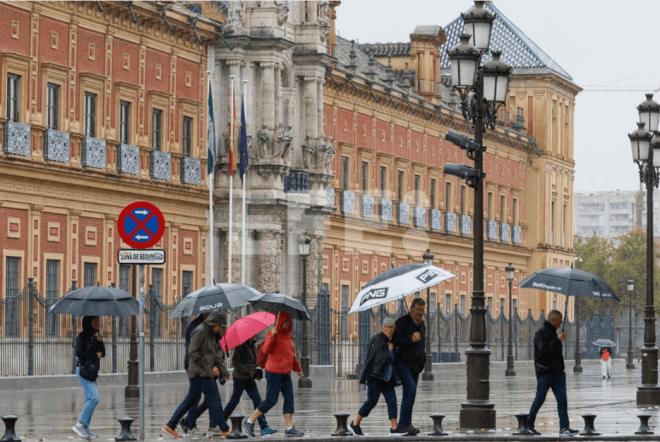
413,206,426,228
430,209,442,230
326,187,335,210
445,212,457,233
150,150,171,181
379,198,392,222
3,120,30,156
513,225,522,244
82,136,106,169
340,190,355,215
284,171,309,194
361,194,375,218
117,143,139,175
486,220,498,240
181,155,201,185
460,214,471,235
397,202,410,225
500,223,511,242
44,128,70,163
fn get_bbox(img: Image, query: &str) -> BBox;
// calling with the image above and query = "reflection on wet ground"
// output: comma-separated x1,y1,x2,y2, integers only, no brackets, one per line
1,360,658,441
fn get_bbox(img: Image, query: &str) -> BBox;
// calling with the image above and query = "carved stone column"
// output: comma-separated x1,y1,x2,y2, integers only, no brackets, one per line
257,230,282,293
224,227,242,285
261,62,276,130
304,76,318,139
275,63,283,127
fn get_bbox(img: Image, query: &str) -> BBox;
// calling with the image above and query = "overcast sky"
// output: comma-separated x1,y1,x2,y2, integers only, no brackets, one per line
335,0,660,193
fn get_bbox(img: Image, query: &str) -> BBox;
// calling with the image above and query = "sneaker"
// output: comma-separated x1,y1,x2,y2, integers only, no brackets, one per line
284,427,305,437
560,428,579,436
85,427,99,439
179,418,189,434
73,422,91,438
390,427,410,436
260,427,277,435
399,425,419,435
243,420,255,437
349,421,364,436
187,426,205,436
207,426,230,437
162,424,183,438
528,428,541,436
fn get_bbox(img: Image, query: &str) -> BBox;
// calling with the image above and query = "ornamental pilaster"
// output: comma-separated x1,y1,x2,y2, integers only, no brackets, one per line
304,76,319,139
257,230,282,293
260,62,277,130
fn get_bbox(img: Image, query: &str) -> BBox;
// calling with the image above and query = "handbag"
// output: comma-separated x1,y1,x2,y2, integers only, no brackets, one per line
79,359,99,382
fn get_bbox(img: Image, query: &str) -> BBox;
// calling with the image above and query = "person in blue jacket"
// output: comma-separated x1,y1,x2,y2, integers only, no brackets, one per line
73,316,105,439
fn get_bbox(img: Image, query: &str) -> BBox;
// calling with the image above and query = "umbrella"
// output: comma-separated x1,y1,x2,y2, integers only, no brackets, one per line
518,267,619,301
248,293,311,321
219,311,276,351
348,264,456,314
48,285,139,317
169,283,262,319
593,338,616,347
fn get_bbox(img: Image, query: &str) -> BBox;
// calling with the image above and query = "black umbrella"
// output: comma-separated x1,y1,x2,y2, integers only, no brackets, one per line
48,285,139,317
518,268,619,301
169,283,261,319
248,293,311,321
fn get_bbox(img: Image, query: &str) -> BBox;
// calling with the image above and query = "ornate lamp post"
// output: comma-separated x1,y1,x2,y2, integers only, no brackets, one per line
627,278,636,370
446,1,510,429
422,249,435,381
298,233,312,388
629,93,660,405
505,263,515,376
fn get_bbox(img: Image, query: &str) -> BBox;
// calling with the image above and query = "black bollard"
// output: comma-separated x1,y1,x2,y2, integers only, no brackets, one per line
115,417,137,441
332,412,352,437
226,415,248,439
636,414,654,435
0,416,20,442
579,414,601,436
428,414,448,436
513,413,531,436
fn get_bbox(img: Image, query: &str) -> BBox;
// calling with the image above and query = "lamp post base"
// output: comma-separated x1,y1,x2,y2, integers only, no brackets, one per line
627,350,636,369
459,402,496,430
298,377,312,389
505,355,515,377
573,365,583,373
637,386,660,407
422,372,435,381
505,369,516,377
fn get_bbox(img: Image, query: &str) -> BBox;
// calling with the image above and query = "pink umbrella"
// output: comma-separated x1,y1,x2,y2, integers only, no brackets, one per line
220,311,276,351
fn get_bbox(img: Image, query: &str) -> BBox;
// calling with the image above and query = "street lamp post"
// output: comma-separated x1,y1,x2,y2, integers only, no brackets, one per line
422,249,435,381
298,233,312,388
627,278,636,370
445,1,510,430
629,93,660,405
505,263,515,377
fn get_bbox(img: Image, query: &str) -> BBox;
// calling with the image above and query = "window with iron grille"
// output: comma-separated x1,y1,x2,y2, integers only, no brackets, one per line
6,74,19,122
460,185,466,214
513,198,518,225
460,294,466,315
182,271,193,297
342,156,349,191
46,259,59,337
445,182,452,211
5,257,20,337
120,101,131,145
380,166,386,199
84,92,96,137
414,174,420,206
47,83,59,130
341,284,349,340
152,108,162,151
430,292,436,314
84,263,97,288
182,116,192,157
445,293,452,315
361,161,368,193
398,170,404,201
430,178,436,209
118,265,131,337
152,268,162,338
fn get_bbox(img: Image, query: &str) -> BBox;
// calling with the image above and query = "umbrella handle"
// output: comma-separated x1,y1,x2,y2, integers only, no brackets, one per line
275,311,280,327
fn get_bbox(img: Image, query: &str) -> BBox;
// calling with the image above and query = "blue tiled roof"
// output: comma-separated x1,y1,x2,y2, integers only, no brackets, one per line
440,3,573,82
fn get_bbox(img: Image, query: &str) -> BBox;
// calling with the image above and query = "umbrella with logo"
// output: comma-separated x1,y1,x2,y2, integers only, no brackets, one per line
348,263,456,314
169,283,262,319
248,292,311,321
518,267,620,301
48,285,139,317
219,311,276,351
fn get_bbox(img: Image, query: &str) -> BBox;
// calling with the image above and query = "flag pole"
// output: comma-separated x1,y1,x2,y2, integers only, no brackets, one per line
241,79,248,285
229,75,235,284
207,70,215,285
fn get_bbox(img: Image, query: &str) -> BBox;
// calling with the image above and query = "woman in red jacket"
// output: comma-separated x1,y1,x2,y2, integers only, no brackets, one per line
243,311,304,438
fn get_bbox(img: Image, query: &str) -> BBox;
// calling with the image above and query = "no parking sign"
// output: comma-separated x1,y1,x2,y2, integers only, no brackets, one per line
117,201,165,249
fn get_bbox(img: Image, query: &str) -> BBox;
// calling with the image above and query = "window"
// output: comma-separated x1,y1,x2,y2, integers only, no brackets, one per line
563,204,567,247
380,166,387,199
152,108,162,151
341,284,349,340
361,161,368,193
84,92,97,137
488,192,493,219
430,179,436,209
152,268,163,337
445,182,452,211
118,265,131,337
182,116,192,156
500,195,506,222
460,185,466,214
182,270,193,296
120,100,131,145
460,294,466,315
445,293,452,315
5,257,20,337
513,298,518,316
551,201,556,245
84,263,97,287
500,297,505,316
342,156,349,191
414,174,420,206
46,260,59,337
6,74,19,122
429,292,436,314
47,83,59,130
486,296,492,313
398,171,404,201
513,198,518,225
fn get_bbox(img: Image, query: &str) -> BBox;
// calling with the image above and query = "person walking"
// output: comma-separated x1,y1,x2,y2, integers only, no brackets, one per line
162,312,231,438
350,318,399,436
72,316,105,439
600,347,612,379
223,336,276,435
243,311,305,438
526,310,579,436
391,298,426,435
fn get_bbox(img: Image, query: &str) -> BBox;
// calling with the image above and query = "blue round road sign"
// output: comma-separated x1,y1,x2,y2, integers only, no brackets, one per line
118,201,165,249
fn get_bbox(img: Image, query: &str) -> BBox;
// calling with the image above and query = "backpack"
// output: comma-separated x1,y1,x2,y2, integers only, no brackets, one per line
256,341,268,368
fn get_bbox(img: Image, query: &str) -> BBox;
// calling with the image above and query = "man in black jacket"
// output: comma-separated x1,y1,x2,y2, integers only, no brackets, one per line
527,310,578,436
392,298,426,435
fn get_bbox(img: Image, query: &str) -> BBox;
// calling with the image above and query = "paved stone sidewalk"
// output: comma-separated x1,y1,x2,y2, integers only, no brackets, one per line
1,359,659,441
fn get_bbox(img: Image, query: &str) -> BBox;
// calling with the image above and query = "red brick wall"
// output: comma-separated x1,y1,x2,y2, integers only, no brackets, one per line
356,113,372,148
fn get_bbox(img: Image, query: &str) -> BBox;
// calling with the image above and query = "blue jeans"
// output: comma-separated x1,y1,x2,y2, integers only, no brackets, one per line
167,378,229,431
527,372,569,430
76,367,100,427
358,378,397,420
257,371,294,415
396,362,419,427
224,378,268,429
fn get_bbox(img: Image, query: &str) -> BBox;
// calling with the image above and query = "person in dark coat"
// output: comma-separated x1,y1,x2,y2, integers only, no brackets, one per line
349,318,398,436
526,310,578,436
223,337,276,435
73,316,105,439
391,297,426,435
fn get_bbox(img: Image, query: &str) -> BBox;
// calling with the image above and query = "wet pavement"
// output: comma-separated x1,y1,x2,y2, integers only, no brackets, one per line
2,359,660,441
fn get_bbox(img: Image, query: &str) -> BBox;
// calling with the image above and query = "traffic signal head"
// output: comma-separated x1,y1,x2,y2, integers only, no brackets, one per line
445,130,486,154
444,163,484,188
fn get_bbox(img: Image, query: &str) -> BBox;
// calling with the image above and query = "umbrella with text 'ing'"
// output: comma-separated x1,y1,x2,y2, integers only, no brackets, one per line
219,311,276,351
48,285,139,317
169,283,262,319
348,263,456,314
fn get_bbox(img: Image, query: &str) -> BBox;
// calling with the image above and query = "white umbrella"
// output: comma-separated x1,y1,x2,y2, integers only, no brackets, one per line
348,264,455,314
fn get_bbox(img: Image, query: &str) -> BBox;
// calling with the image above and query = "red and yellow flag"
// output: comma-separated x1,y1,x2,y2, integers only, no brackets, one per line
228,90,238,176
